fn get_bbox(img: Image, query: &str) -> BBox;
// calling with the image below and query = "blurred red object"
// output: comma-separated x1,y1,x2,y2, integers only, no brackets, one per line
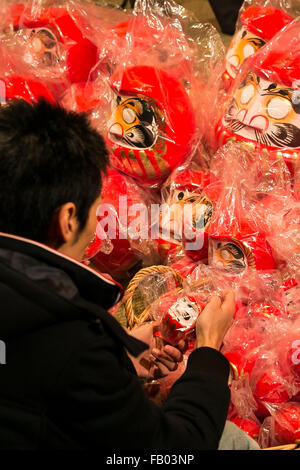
0,74,56,103
253,369,291,419
230,416,260,440
224,350,255,380
274,403,300,444
84,168,151,279
7,4,98,84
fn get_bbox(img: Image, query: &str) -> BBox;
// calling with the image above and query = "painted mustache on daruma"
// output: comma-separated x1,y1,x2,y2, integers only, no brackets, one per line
224,71,300,149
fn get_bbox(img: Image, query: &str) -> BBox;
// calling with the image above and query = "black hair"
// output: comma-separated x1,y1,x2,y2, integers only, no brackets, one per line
0,99,109,243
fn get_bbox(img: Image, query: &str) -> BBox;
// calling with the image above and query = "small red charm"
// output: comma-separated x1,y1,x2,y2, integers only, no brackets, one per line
155,292,205,345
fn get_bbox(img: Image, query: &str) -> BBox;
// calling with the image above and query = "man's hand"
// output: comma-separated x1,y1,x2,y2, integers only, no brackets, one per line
128,321,186,380
195,290,235,351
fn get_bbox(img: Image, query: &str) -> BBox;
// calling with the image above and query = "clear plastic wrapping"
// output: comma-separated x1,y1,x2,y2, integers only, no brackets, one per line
0,0,100,99
252,190,300,274
206,143,277,277
217,15,300,178
151,289,205,346
221,305,300,438
259,402,300,447
223,1,294,90
251,355,295,419
228,375,261,441
156,162,216,265
105,62,198,188
92,0,226,188
0,73,56,104
83,168,159,280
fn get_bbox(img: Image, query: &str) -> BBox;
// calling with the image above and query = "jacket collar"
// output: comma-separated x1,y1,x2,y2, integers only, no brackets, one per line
0,232,148,357
0,232,123,311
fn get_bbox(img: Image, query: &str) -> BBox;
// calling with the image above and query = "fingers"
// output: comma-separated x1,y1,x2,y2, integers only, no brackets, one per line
151,348,181,370
200,291,235,317
149,320,161,331
151,345,182,371
207,295,222,308
132,324,186,379
130,321,160,347
197,295,221,320
154,334,187,354
221,290,235,315
163,344,183,363
177,339,188,353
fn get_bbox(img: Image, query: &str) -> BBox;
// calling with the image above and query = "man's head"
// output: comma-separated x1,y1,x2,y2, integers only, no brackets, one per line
0,99,109,261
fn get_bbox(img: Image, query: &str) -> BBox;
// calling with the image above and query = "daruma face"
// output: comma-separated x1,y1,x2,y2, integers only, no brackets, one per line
6,6,98,85
223,71,300,149
106,92,173,185
169,296,199,328
209,239,247,273
108,95,158,150
24,26,63,68
162,189,213,236
225,28,265,80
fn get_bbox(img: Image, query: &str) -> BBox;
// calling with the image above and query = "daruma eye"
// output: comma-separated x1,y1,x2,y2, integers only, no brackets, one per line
267,97,292,120
220,248,233,261
240,84,255,105
243,43,255,59
122,107,136,124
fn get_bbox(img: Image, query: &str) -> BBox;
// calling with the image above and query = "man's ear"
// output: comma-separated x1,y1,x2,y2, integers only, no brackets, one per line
47,202,79,250
56,202,79,244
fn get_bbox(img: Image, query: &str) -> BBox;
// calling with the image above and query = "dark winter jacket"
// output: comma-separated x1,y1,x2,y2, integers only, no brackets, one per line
0,232,230,450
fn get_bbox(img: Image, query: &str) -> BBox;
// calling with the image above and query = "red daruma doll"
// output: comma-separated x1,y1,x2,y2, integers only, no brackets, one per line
106,65,197,187
83,168,151,280
108,16,195,85
5,3,98,85
153,292,205,346
230,417,260,441
157,168,213,263
208,208,276,275
223,5,293,88
217,17,300,176
252,364,293,419
276,331,300,380
182,179,223,263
